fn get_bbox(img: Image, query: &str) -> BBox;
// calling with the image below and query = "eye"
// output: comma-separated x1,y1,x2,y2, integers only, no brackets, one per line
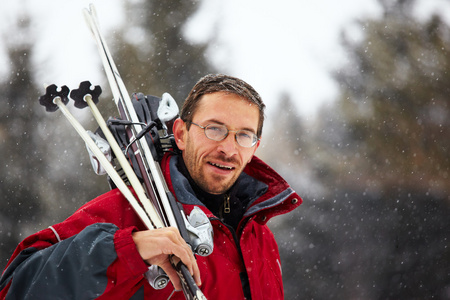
237,130,253,140
207,125,223,132
205,124,228,140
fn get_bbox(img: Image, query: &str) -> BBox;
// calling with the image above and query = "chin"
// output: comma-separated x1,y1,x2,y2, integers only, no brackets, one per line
206,187,225,195
203,183,229,195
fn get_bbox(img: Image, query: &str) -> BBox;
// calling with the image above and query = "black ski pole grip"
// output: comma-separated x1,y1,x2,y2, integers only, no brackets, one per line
38,84,70,112
70,81,102,109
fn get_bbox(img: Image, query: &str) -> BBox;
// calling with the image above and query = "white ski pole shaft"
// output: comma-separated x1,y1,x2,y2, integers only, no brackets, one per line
53,96,154,230
83,94,164,228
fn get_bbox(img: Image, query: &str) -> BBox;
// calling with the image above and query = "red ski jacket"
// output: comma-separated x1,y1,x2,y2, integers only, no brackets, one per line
0,154,301,299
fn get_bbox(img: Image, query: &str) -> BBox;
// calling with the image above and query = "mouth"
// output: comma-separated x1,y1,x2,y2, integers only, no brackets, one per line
208,161,235,171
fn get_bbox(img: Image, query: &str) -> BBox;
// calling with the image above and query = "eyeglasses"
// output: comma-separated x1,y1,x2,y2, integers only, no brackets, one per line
188,122,259,148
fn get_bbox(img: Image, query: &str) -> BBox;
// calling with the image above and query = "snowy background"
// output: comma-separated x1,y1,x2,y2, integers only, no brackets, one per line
2,0,450,116
1,1,450,299
1,0,380,117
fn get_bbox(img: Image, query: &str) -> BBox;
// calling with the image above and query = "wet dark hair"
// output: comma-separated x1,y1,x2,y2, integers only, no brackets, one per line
180,74,266,137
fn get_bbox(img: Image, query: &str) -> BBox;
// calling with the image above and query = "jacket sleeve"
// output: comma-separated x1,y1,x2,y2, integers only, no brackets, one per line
0,223,148,300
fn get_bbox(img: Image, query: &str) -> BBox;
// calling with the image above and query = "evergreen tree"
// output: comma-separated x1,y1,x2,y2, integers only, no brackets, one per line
112,0,215,106
0,15,108,268
266,0,450,299
333,1,450,194
305,0,450,298
0,16,45,266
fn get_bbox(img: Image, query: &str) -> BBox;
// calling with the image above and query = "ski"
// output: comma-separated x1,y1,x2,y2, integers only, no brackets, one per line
82,4,207,300
82,5,172,229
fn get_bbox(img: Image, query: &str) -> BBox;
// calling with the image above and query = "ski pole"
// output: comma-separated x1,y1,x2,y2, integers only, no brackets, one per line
38,84,154,230
69,81,164,229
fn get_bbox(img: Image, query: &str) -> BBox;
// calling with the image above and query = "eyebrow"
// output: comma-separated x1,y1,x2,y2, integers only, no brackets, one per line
201,118,257,134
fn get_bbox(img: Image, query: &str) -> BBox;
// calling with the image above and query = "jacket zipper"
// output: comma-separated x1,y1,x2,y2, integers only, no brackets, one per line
224,194,231,214
219,194,231,221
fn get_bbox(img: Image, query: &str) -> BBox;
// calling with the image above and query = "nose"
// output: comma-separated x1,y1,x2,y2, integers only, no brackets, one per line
216,132,238,156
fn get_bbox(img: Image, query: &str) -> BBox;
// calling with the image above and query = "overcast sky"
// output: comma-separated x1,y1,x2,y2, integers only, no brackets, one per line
1,0,450,118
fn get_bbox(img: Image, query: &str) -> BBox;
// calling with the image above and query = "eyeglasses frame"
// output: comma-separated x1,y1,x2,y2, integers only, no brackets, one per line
187,121,260,148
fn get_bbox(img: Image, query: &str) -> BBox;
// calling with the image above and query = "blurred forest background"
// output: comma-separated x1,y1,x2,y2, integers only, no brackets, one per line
1,0,449,299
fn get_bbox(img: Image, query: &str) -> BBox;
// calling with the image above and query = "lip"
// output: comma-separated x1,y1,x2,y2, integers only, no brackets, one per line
207,161,236,175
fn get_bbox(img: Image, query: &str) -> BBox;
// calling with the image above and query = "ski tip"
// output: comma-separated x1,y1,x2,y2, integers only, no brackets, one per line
83,3,100,31
88,3,98,21
83,3,95,14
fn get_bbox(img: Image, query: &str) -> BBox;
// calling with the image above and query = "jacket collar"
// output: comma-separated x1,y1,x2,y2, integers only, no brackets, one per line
163,153,301,221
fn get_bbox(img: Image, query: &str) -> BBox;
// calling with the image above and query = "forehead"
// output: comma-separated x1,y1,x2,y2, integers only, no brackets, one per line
194,92,260,130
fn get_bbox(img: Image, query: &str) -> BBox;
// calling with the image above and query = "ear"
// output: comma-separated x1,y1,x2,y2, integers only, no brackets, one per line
173,118,187,151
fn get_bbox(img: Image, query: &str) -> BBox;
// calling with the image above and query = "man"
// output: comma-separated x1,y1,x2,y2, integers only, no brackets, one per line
0,74,301,299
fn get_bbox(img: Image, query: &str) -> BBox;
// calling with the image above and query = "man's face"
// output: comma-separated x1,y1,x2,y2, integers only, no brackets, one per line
174,92,260,195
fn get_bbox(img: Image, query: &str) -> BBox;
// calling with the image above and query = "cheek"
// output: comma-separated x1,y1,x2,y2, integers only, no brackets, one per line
243,149,257,164
184,137,208,165
189,133,216,154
